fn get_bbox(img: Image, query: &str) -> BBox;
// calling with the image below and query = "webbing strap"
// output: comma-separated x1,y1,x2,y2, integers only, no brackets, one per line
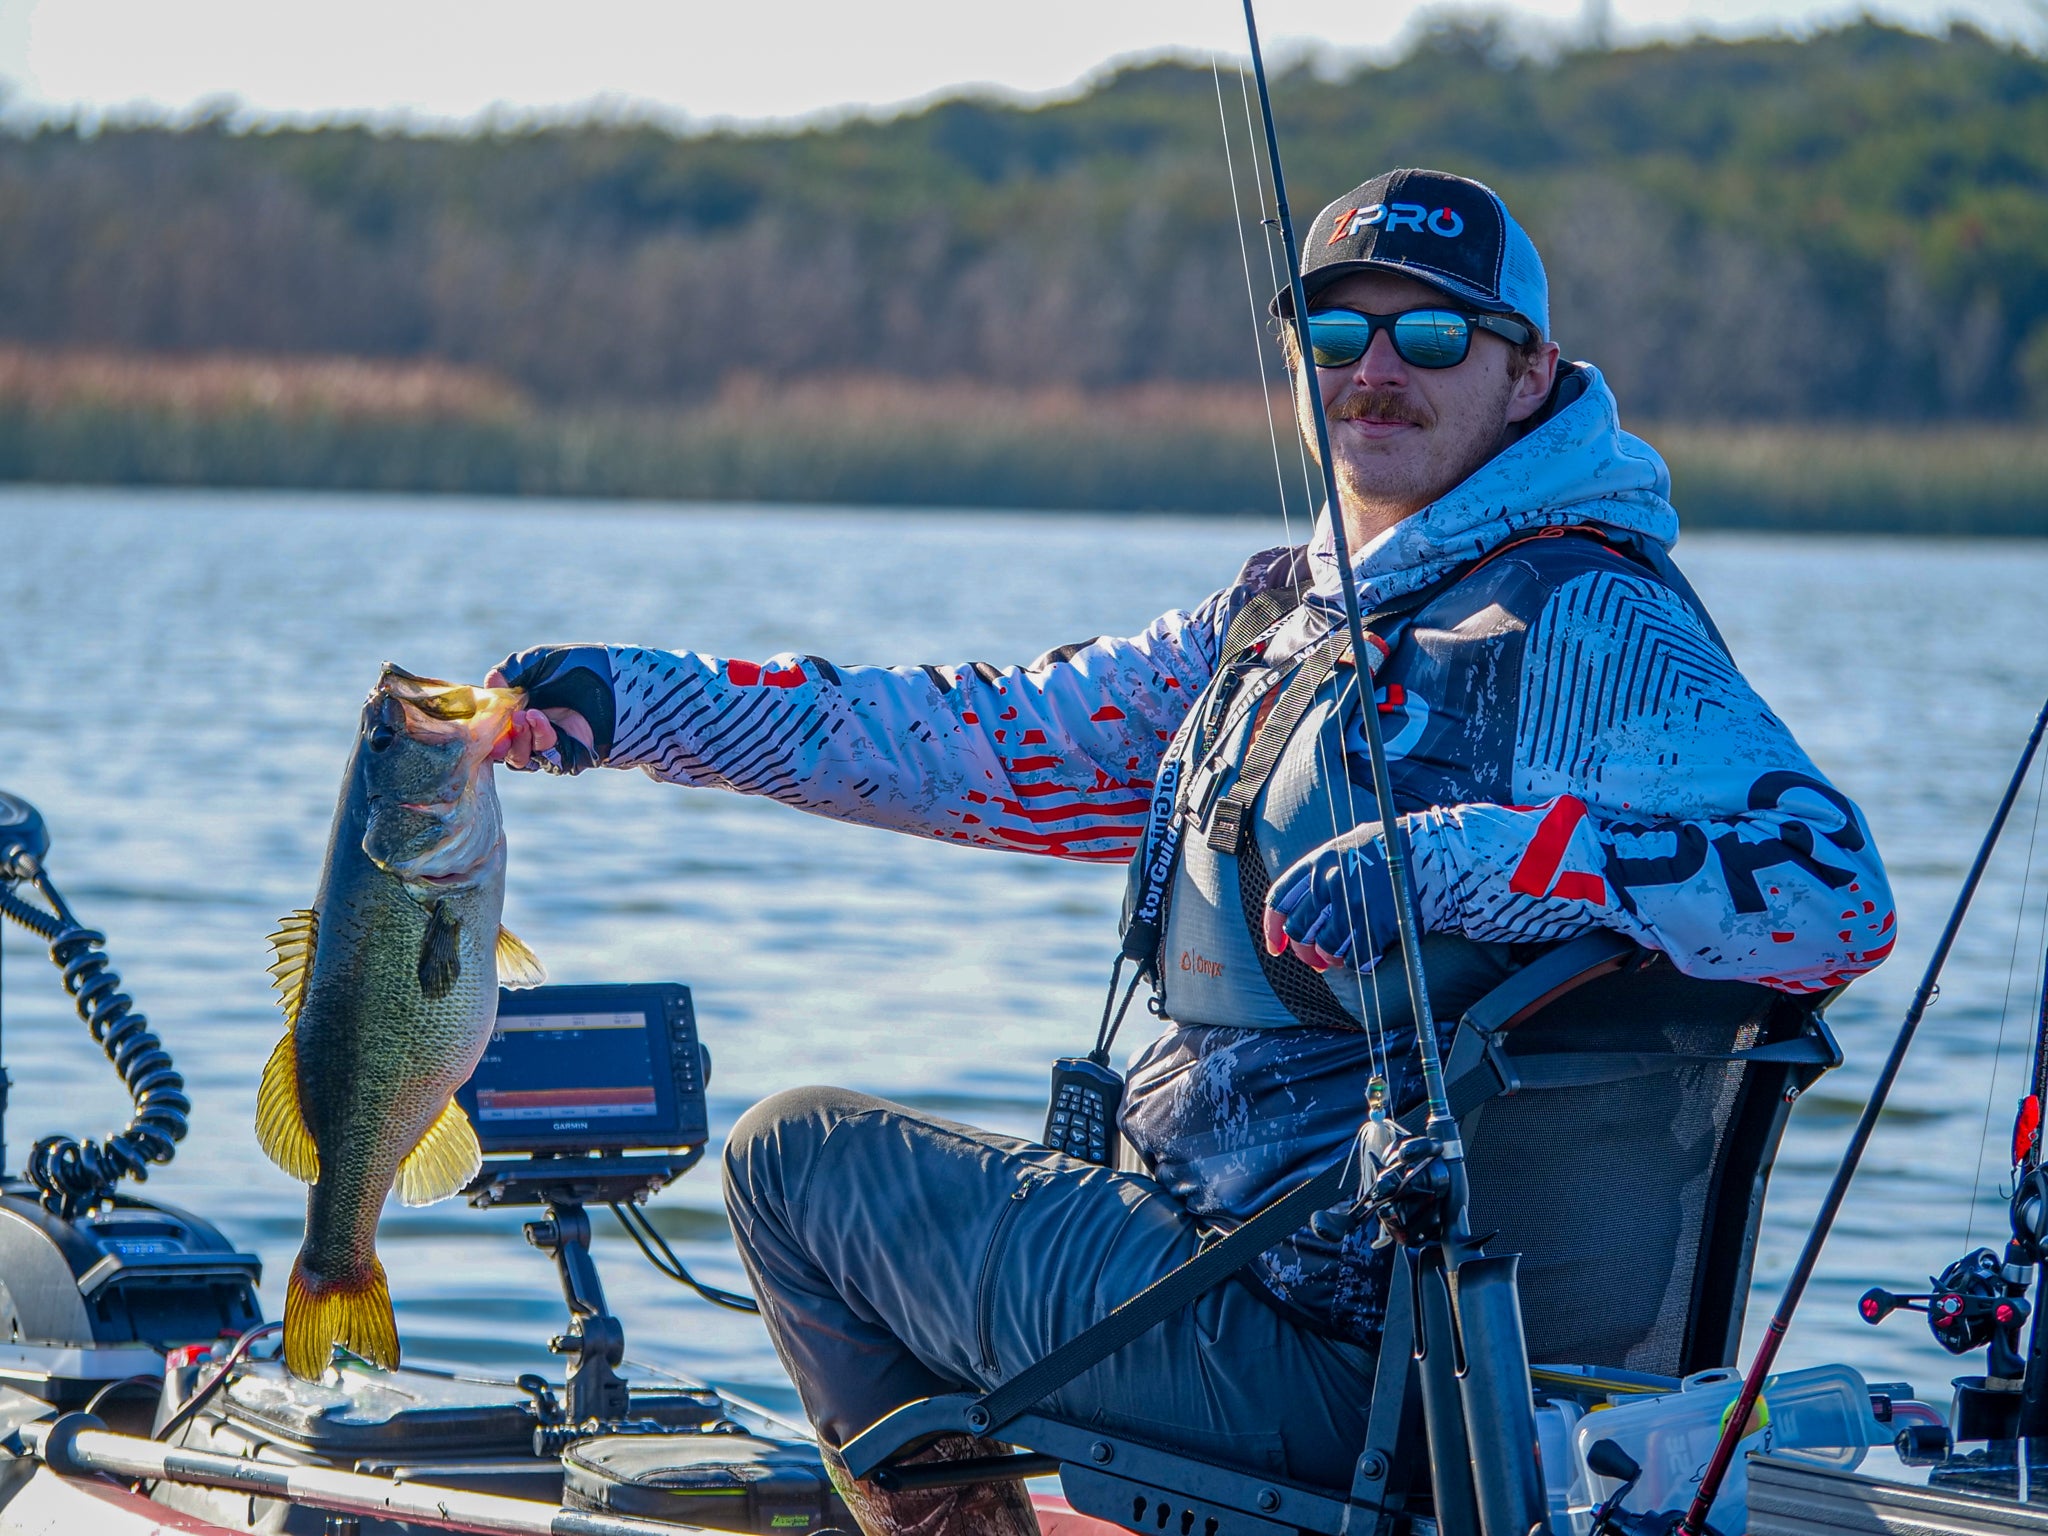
1205,633,1360,1030
969,1156,1354,1434
1220,586,1297,663
1434,1036,1835,1123
1121,584,1302,981
1497,1037,1836,1093
1207,634,1346,854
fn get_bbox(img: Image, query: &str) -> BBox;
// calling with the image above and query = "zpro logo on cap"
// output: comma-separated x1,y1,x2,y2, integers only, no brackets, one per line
1328,204,1467,243
1279,168,1552,339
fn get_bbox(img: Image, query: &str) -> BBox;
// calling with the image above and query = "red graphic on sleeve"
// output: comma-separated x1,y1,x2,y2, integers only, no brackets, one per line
725,659,807,688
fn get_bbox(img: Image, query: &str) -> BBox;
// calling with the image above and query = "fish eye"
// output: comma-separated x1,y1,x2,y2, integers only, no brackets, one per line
368,722,398,752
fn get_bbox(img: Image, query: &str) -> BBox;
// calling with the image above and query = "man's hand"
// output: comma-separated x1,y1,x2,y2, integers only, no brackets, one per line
488,645,617,774
1262,826,1403,974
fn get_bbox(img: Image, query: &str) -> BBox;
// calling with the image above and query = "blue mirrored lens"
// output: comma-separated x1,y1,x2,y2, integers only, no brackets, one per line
1306,312,1372,368
1392,310,1471,368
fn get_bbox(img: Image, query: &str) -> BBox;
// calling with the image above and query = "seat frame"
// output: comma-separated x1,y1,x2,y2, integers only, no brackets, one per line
841,933,1841,1536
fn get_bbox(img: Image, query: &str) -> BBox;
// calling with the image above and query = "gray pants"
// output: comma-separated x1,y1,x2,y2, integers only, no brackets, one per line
722,1087,1377,1487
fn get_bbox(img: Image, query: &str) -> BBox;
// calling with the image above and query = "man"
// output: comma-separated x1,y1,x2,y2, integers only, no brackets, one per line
490,169,1894,1536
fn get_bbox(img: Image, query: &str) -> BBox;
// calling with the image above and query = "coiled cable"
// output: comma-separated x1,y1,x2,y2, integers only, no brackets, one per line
1,855,188,1217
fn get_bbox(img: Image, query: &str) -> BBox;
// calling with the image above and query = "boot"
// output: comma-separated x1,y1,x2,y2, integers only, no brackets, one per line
820,1432,1042,1536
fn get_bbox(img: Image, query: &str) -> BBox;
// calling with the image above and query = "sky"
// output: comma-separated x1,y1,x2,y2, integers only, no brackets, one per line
0,0,2042,129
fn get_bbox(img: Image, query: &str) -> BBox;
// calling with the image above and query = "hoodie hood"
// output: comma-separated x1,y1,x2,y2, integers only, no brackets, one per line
1304,362,1677,613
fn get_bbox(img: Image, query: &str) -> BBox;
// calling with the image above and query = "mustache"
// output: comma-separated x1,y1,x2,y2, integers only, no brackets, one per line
1327,389,1433,428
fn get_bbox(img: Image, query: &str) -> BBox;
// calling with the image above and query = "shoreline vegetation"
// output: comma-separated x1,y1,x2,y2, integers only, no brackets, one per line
1,348,2043,535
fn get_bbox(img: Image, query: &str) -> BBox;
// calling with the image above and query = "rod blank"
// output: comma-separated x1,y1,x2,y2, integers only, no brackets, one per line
28,1415,707,1536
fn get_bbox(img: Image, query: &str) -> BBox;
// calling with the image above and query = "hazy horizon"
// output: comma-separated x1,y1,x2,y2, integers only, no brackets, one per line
4,0,2045,135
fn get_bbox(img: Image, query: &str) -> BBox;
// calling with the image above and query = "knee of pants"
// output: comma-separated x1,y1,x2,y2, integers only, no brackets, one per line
722,1083,887,1224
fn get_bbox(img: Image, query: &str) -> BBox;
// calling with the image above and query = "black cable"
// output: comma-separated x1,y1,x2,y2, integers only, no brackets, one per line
0,862,188,1216
152,1322,283,1446
607,1201,760,1313
82,1373,161,1418
1091,962,1143,1064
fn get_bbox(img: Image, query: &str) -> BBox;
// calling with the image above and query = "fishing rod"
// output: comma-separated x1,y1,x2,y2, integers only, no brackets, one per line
1239,13,1555,1536
1679,693,2048,1535
1237,0,1449,1143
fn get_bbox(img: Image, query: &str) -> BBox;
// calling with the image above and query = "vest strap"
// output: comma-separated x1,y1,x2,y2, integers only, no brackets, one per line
1206,634,1346,854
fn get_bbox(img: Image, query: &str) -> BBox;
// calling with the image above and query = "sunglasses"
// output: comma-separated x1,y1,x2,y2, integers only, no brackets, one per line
1303,307,1534,370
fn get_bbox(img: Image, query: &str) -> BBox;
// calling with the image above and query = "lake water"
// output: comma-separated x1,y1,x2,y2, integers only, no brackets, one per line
3,483,2048,1421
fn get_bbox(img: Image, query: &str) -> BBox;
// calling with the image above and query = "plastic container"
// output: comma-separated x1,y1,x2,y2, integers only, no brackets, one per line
1534,1398,1594,1536
1569,1363,1879,1525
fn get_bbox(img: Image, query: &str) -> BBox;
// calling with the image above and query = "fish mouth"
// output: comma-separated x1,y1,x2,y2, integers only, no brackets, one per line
380,665,521,724
374,665,524,754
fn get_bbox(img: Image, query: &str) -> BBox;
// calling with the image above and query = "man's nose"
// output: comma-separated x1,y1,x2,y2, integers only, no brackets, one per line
1351,327,1409,387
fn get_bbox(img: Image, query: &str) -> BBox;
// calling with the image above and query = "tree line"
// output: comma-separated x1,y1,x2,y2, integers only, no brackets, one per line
2,18,2045,423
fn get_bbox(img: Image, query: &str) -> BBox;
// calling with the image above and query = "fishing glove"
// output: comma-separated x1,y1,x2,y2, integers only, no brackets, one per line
1265,823,1404,974
493,645,617,774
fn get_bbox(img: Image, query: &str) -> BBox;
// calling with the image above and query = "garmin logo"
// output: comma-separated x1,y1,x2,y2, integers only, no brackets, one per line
550,1120,591,1131
1329,203,1466,242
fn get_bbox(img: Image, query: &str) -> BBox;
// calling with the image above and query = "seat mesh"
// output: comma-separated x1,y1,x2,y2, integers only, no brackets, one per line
1459,963,1777,1375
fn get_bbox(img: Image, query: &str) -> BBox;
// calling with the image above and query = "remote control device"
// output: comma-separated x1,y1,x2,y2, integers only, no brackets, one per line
1044,1056,1124,1166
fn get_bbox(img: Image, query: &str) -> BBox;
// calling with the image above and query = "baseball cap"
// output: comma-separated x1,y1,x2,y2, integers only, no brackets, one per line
1271,168,1550,339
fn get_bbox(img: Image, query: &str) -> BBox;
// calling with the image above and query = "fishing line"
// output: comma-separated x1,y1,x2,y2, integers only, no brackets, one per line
1236,68,1402,1071
1969,745,2048,1246
1208,50,1394,1079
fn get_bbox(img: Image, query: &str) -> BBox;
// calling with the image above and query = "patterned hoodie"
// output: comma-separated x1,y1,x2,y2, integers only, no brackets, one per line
582,363,1893,1342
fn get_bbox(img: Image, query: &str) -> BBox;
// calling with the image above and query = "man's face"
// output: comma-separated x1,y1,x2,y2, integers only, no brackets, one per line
1296,270,1559,537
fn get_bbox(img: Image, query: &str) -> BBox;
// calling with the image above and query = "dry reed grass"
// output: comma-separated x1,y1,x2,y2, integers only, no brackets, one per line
0,349,2041,533
0,347,527,420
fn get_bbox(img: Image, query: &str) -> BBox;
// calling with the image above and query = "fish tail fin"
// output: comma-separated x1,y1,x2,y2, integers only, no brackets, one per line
284,1253,399,1381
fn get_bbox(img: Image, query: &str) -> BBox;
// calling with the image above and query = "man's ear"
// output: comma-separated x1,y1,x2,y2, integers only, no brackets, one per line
1505,342,1562,425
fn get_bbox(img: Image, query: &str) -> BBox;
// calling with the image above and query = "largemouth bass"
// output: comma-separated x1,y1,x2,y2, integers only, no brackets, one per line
257,664,545,1381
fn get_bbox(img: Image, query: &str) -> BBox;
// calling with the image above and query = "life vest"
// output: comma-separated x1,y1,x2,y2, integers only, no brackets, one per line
1123,524,1724,1032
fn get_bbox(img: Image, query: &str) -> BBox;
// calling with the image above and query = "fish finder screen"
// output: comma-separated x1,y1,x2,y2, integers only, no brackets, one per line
456,981,706,1155
474,1012,659,1125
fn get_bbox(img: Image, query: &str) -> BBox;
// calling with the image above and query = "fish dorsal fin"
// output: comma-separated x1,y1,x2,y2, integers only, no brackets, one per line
496,927,547,989
395,1099,481,1207
268,909,319,1025
256,1031,320,1183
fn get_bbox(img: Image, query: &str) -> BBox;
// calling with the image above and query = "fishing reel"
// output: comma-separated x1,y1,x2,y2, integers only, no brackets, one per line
1860,1248,2030,1364
1309,1132,1455,1246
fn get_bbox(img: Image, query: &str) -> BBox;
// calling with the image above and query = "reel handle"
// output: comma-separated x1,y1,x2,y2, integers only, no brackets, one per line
1858,1287,1930,1324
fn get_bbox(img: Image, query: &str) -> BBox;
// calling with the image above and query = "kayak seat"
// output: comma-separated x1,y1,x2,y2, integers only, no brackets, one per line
838,929,1842,1536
